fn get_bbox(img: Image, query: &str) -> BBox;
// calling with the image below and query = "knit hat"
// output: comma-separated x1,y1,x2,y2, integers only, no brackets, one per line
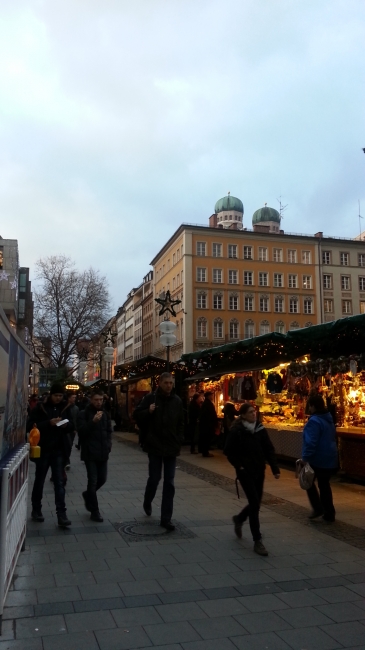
50,383,65,395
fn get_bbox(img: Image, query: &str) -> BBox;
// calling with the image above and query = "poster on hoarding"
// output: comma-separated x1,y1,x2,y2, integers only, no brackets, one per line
0,316,10,457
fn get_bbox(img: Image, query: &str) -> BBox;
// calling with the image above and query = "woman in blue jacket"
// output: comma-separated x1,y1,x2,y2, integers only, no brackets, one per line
302,394,338,522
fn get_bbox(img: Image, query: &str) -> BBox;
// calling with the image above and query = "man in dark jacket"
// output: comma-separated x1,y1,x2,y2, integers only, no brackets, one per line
27,383,74,528
198,391,218,457
78,390,112,522
133,372,184,531
224,402,280,556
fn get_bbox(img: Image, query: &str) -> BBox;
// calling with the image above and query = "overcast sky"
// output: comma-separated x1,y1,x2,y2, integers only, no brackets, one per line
1,0,364,309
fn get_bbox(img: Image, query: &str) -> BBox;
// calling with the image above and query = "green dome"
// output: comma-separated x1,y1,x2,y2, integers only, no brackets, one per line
215,195,243,214
252,206,281,225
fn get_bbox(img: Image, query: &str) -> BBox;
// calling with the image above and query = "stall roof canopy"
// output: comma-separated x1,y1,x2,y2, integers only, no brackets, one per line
180,314,365,373
114,355,168,381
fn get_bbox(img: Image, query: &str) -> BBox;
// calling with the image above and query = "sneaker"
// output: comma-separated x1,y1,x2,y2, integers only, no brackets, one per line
90,511,103,522
254,540,268,556
31,509,44,522
57,514,71,528
143,501,152,516
232,515,243,539
82,491,91,512
160,520,175,532
308,510,323,519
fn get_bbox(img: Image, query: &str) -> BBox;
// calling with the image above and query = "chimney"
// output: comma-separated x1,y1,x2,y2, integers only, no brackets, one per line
314,231,323,238
209,213,217,228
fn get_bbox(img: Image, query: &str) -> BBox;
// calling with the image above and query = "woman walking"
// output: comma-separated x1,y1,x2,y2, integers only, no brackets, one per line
302,394,338,522
224,403,280,556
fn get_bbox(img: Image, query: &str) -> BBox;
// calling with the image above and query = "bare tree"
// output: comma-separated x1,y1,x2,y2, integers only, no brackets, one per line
32,256,111,370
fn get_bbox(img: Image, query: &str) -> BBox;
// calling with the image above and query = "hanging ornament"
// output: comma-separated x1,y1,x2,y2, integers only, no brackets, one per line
10,279,17,290
0,270,10,281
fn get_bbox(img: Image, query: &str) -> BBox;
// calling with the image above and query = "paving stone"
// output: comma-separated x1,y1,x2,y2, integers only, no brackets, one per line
194,573,240,589
346,572,365,584
277,606,334,628
190,615,247,639
202,586,241,600
95,625,154,649
14,575,55,590
144,620,200,645
34,602,75,616
123,594,162,608
5,590,37,606
232,570,275,586
37,585,81,604
321,621,365,646
129,565,172,580
2,605,34,620
317,601,365,623
74,597,125,612
158,590,208,605
70,559,109,573
346,582,365,597
54,572,96,587
237,594,289,613
275,579,310,592
119,578,164,597
112,604,163,626
78,582,123,600
154,601,207,623
198,597,248,618
157,576,203,593
234,610,292,633
42,631,100,650
15,614,66,638
227,631,292,649
263,567,308,582
306,576,349,589
297,565,342,579
166,563,207,578
311,585,363,603
277,626,341,649
34,562,72,576
328,562,365,575
0,640,42,650
65,610,116,632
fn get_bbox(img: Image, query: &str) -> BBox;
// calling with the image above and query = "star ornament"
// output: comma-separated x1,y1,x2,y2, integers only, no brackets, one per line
155,290,181,317
0,270,9,282
10,279,17,290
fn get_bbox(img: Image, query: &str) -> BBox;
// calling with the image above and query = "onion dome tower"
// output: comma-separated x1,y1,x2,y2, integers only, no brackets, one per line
214,192,244,230
252,204,281,233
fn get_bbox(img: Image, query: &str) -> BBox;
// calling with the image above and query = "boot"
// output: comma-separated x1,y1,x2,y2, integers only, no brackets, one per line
90,511,103,522
160,520,175,532
31,509,44,522
254,540,268,556
57,513,71,528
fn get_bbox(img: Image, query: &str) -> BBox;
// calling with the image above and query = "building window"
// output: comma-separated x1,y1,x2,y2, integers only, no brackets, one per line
213,268,223,283
275,320,285,334
213,243,222,257
228,270,238,284
341,276,351,290
213,319,224,339
259,272,268,287
259,296,269,312
197,318,207,338
274,296,284,312
360,301,365,314
359,277,365,291
303,275,312,289
304,299,313,314
288,274,298,289
181,270,183,284
0,247,3,269
196,242,206,256
273,273,283,288
289,297,299,313
302,250,311,264
228,244,237,258
273,248,283,262
323,274,332,289
197,292,207,309
288,249,297,263
244,296,254,311
176,274,180,287
229,319,239,340
244,271,253,285
340,252,349,266
260,320,270,335
244,320,254,338
304,322,313,327
19,273,27,290
322,251,332,265
177,250,180,262
197,267,206,282
258,247,268,261
358,253,365,267
243,246,253,260
213,293,223,309
18,298,25,319
290,321,300,330
173,253,176,265
324,299,333,313
342,300,352,314
172,277,176,290
229,294,238,310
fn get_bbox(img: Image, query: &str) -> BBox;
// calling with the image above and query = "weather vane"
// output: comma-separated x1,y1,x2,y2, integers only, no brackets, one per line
155,290,181,317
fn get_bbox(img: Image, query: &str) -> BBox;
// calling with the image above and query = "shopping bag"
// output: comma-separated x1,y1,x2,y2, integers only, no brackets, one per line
296,459,315,490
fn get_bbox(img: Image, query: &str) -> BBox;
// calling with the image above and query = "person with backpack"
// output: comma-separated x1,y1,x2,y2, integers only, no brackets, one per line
78,390,112,522
302,393,338,522
133,372,184,531
224,402,280,556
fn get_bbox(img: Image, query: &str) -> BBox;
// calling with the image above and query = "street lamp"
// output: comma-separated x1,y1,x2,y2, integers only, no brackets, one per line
102,326,116,387
159,320,177,370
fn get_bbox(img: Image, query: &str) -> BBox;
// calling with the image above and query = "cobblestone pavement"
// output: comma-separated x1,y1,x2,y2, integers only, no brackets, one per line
2,436,365,649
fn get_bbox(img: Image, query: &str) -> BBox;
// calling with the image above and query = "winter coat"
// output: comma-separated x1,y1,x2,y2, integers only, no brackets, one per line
27,399,74,458
68,404,79,430
78,406,112,462
188,400,201,435
224,418,280,477
199,399,218,434
302,411,338,469
133,389,184,457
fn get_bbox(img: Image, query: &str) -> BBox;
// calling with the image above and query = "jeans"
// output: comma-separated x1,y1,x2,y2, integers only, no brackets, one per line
84,459,108,513
144,455,176,522
236,469,264,542
306,466,336,520
32,451,66,515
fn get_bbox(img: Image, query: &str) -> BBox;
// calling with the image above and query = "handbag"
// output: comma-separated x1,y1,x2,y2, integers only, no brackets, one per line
296,459,315,490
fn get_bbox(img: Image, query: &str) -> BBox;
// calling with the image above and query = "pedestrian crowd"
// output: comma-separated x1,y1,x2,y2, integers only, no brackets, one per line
27,373,338,557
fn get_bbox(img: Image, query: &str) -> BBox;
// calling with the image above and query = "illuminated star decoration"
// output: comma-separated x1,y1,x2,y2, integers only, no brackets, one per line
10,279,17,290
155,290,181,317
0,270,9,282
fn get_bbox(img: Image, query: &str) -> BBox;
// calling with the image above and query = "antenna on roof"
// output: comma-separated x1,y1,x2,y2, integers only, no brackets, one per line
359,200,363,240
227,191,230,195
277,196,288,219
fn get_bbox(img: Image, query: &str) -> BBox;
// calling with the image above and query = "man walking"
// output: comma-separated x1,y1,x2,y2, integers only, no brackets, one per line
27,383,74,528
78,390,112,522
134,372,184,531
